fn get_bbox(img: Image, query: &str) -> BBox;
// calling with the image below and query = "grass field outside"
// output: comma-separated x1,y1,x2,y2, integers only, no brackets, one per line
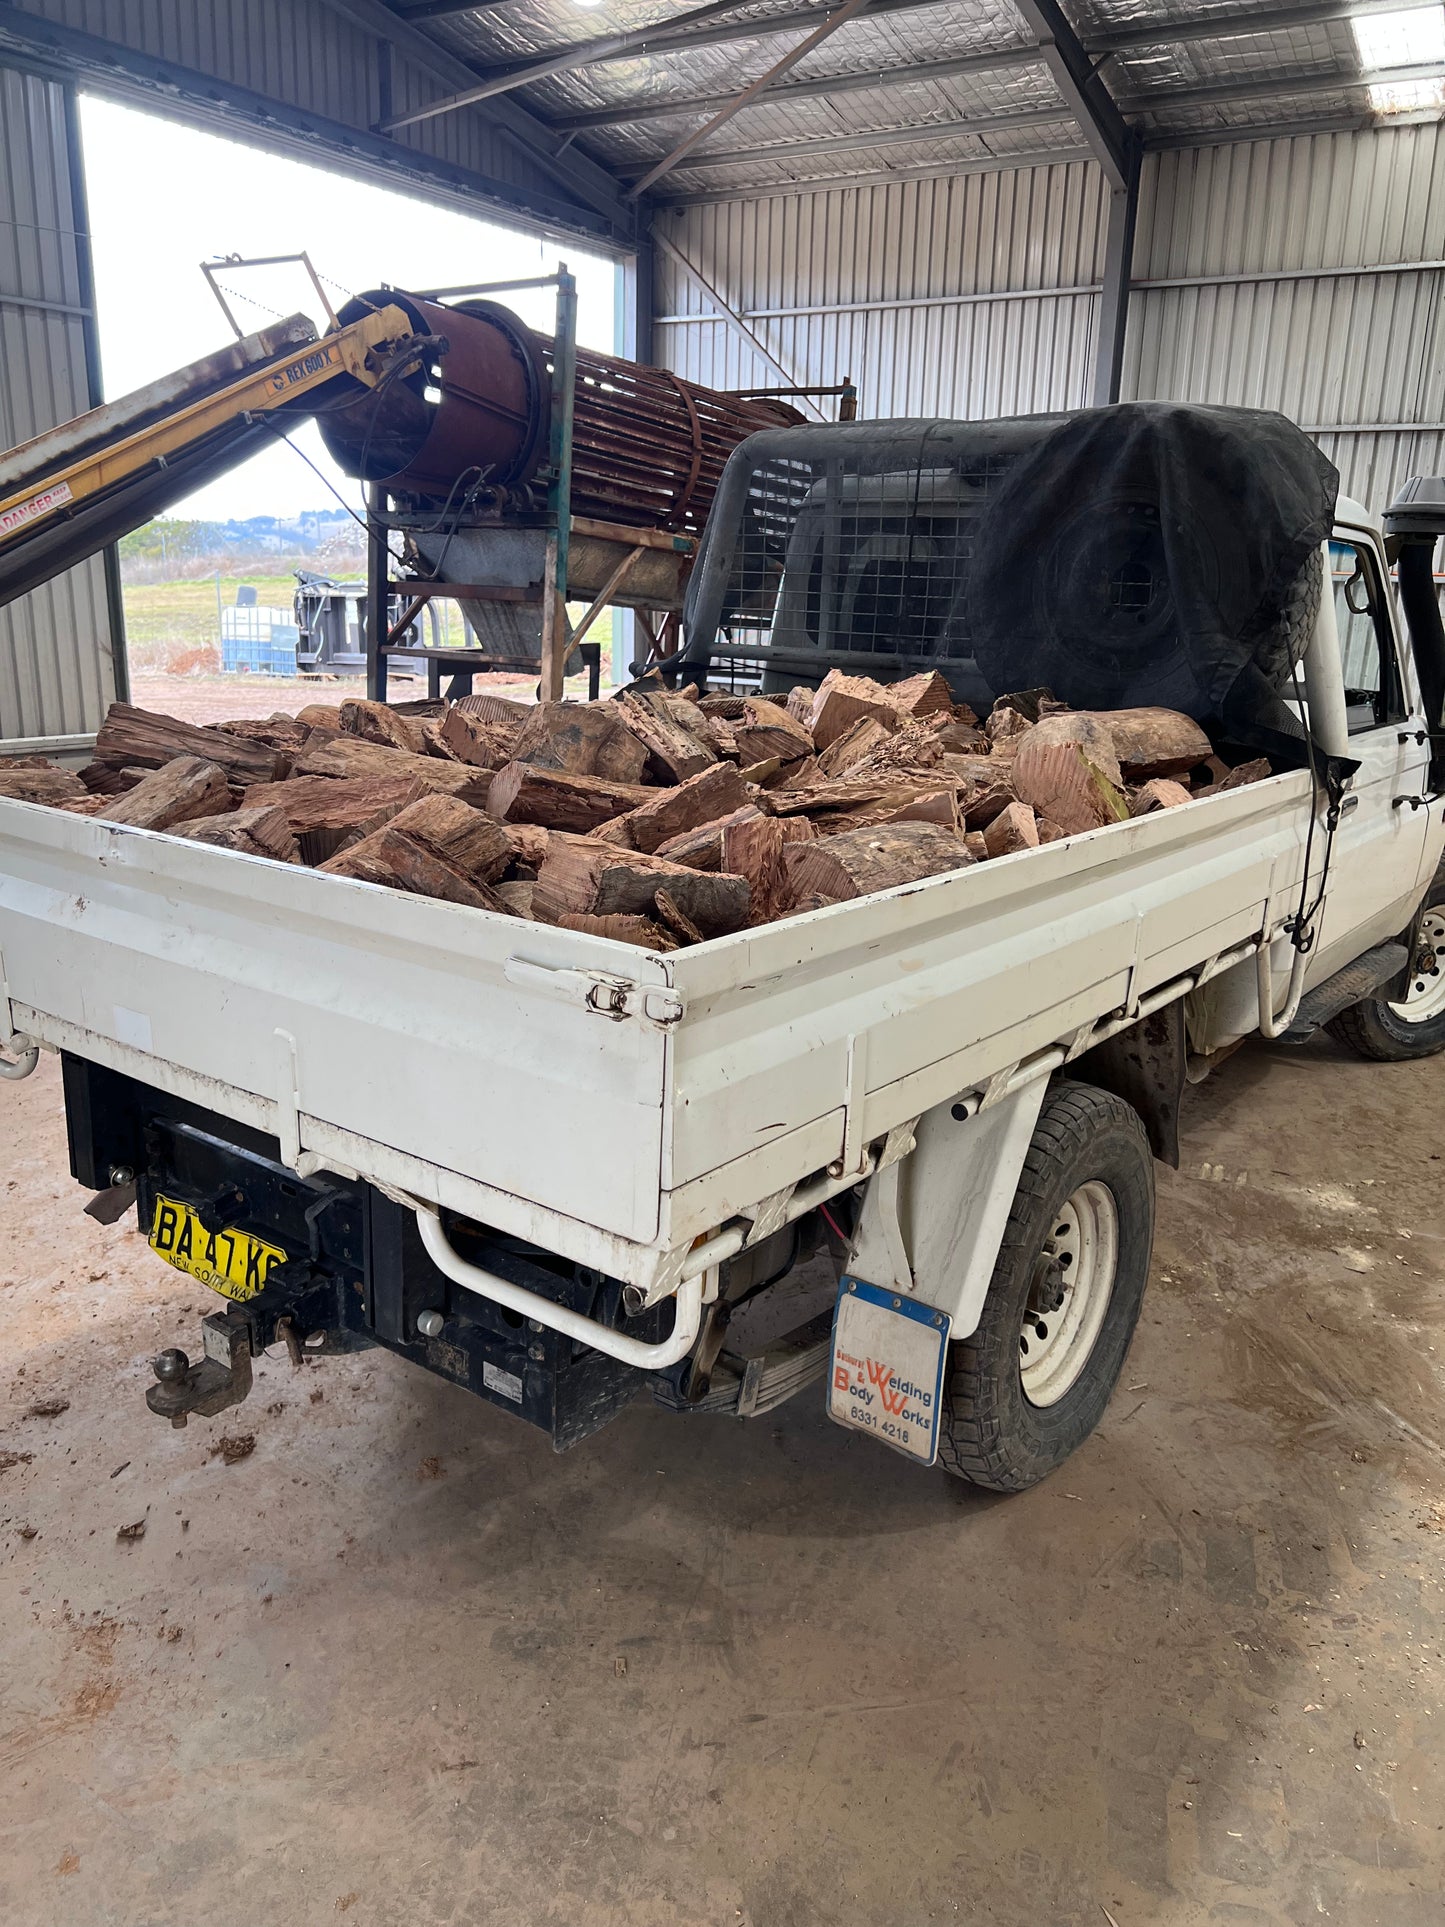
121,557,612,715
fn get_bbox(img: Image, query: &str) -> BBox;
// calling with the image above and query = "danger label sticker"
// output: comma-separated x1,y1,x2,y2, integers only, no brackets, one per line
827,1278,950,1466
0,479,73,537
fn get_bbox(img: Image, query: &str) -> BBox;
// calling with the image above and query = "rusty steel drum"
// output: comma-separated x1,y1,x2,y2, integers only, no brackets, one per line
320,288,799,534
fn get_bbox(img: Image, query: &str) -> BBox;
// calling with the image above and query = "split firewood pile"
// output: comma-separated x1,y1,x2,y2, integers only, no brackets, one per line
0,672,1271,949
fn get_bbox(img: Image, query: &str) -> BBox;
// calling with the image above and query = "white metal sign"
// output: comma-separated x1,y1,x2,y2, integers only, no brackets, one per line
828,1277,951,1465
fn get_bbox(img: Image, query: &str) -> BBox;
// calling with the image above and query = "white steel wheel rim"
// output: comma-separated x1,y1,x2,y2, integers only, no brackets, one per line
1019,1181,1119,1408
1388,909,1445,1023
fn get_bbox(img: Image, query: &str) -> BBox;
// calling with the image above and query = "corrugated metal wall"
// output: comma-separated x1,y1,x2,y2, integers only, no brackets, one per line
1128,124,1445,513
0,60,119,745
656,124,1445,515
654,161,1109,421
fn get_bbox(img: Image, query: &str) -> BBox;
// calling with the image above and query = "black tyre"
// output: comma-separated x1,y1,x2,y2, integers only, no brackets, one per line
938,1080,1154,1493
1327,874,1445,1062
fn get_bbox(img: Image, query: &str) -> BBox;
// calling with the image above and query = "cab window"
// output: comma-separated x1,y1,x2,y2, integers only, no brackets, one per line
1330,539,1406,734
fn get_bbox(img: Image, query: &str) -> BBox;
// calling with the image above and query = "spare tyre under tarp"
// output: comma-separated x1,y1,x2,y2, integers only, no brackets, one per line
965,402,1338,760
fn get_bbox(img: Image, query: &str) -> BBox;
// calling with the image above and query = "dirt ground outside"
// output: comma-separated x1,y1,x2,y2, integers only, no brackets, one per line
1,1037,1442,1926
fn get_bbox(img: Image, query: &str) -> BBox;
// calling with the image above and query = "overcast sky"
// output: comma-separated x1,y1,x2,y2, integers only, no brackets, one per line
78,96,617,524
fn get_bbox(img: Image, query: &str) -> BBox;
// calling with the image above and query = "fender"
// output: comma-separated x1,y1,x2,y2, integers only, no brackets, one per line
847,1081,1048,1338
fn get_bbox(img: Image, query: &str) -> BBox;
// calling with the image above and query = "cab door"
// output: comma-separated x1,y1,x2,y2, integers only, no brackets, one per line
1308,529,1432,980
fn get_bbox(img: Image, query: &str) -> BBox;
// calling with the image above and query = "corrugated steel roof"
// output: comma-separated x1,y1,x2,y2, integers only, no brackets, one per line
398,0,1445,204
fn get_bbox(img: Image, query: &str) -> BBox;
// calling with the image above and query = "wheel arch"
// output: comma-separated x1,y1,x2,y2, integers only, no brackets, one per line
1069,1001,1186,1169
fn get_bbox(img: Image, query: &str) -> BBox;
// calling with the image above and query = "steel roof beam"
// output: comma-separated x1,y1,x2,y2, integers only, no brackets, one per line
313,0,633,227
1087,0,1444,56
1010,0,1135,189
554,43,1042,131
629,103,1073,174
1127,57,1445,113
628,0,875,197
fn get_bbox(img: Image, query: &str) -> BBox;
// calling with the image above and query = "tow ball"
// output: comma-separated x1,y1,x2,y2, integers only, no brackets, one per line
146,1312,253,1428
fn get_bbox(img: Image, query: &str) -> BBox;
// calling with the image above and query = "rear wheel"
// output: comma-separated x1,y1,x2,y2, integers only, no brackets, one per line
938,1081,1154,1493
1328,880,1445,1062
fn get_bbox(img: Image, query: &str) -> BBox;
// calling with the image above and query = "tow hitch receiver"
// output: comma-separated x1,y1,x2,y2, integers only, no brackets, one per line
147,1311,253,1428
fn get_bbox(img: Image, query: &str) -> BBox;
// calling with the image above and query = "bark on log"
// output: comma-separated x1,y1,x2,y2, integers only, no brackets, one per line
782,821,975,903
1100,707,1213,780
512,701,650,784
0,764,86,804
436,709,521,769
809,671,904,752
214,715,310,751
485,763,652,834
654,804,765,871
242,773,430,864
610,761,753,855
558,911,675,950
294,703,344,734
100,757,233,832
612,691,715,783
171,805,302,862
94,703,283,785
387,794,515,882
338,698,427,756
982,800,1040,857
494,881,536,918
1198,757,1274,796
291,732,491,803
653,890,705,945
534,836,750,936
319,826,504,911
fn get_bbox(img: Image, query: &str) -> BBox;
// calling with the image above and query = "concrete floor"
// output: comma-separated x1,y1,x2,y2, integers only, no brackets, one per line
1,1038,1442,1927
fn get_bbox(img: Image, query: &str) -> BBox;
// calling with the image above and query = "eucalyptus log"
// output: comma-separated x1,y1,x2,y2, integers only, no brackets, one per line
387,794,515,882
0,764,86,804
241,773,429,864
1012,738,1130,836
734,697,814,767
291,731,491,803
558,911,675,950
319,826,504,911
655,804,766,871
809,671,904,752
171,804,301,863
338,698,426,756
1016,713,1123,789
783,821,975,904
612,690,715,783
512,701,650,784
437,708,520,769
485,763,652,834
534,836,750,936
981,800,1040,857
881,671,953,720
94,703,283,785
1130,778,1193,815
1100,707,1212,780
610,761,753,855
100,757,233,832
721,813,793,924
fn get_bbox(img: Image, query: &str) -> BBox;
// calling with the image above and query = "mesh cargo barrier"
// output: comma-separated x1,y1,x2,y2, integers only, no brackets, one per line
679,405,1339,766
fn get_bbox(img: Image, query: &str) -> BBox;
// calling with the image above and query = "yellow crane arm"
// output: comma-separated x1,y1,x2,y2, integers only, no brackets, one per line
0,303,419,546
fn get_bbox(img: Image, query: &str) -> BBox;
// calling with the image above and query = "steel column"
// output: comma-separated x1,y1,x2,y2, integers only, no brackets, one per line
1092,148,1140,406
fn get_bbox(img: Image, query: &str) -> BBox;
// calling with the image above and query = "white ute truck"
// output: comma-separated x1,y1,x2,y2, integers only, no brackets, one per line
2,414,1444,1493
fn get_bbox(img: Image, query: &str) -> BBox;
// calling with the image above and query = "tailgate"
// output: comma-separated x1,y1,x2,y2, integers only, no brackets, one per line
0,802,675,1245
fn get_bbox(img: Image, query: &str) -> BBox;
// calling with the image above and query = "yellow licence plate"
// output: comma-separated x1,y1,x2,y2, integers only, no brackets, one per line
148,1194,286,1302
